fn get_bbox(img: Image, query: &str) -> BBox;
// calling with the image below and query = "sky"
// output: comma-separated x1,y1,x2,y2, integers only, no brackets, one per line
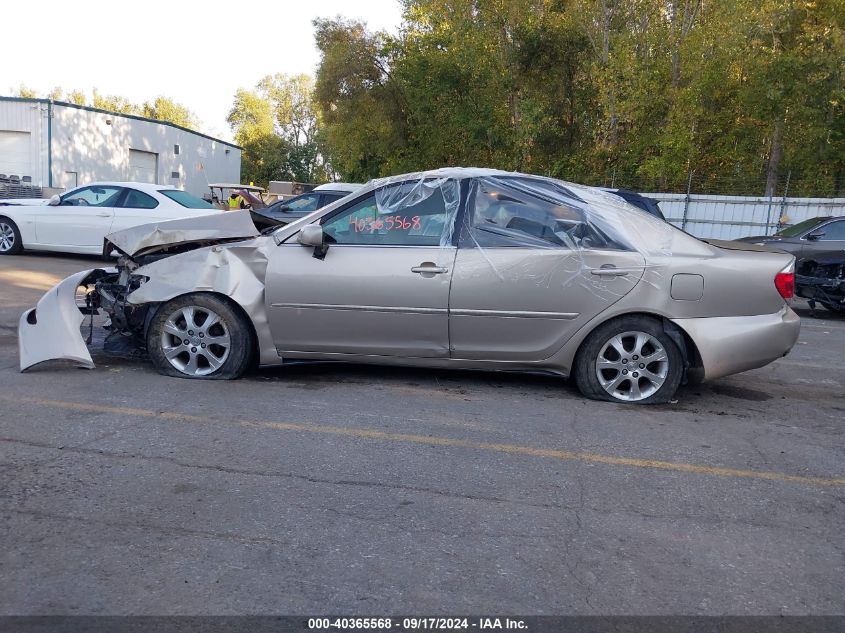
4,0,404,142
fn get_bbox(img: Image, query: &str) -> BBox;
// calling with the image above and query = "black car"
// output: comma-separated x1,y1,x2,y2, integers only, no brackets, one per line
600,188,666,221
795,249,845,313
736,216,845,258
253,184,361,226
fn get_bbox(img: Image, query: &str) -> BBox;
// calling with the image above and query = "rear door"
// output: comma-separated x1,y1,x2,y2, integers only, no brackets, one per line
448,177,645,361
34,185,121,249
265,181,458,358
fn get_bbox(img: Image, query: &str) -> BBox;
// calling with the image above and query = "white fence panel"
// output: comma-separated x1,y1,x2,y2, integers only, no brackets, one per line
641,193,845,239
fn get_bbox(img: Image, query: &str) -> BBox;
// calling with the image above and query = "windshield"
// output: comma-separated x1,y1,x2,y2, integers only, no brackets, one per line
160,190,215,209
775,217,828,237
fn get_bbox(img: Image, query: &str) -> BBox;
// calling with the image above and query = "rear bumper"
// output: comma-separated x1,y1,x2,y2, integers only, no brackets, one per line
670,306,800,381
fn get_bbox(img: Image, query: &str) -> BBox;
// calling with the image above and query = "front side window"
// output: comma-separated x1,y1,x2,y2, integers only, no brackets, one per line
321,183,452,246
61,186,122,207
816,221,845,241
159,190,214,209
121,189,159,209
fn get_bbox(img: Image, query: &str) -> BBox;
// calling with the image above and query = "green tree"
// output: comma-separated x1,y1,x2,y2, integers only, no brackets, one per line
65,90,87,105
14,85,38,98
257,73,328,182
314,17,408,180
141,96,199,130
312,0,845,196
227,88,288,186
92,89,138,115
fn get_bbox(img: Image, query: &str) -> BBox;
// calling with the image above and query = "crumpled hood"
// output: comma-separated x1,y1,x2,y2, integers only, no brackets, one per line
106,210,260,257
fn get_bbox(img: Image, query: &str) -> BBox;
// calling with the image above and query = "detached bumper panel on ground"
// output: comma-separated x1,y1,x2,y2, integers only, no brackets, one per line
18,268,100,372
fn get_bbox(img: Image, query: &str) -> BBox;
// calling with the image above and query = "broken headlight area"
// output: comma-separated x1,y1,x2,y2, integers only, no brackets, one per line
71,262,151,357
796,258,845,311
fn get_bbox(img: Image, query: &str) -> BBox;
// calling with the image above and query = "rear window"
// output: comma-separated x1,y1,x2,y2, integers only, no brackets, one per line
160,190,214,209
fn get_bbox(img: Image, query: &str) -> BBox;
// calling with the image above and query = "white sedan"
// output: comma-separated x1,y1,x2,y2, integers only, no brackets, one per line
0,182,221,256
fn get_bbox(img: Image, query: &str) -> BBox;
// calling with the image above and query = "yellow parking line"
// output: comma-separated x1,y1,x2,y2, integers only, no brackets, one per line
3,395,844,488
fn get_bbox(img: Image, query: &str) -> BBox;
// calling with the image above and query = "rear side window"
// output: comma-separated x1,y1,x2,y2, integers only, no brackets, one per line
160,190,214,209
320,193,346,206
121,189,159,209
463,178,622,250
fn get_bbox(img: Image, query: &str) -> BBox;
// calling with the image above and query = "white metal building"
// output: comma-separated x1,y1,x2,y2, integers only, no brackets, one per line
0,96,241,197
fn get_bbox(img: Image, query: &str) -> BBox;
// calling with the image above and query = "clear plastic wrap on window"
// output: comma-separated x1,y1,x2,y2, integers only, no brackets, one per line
369,171,462,248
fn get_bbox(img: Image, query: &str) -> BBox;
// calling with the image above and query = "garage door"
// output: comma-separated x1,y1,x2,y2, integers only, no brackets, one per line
0,131,32,177
129,149,158,184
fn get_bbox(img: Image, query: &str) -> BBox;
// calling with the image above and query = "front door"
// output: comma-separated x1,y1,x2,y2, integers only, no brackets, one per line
35,185,121,249
801,219,845,257
448,176,645,361
266,183,458,358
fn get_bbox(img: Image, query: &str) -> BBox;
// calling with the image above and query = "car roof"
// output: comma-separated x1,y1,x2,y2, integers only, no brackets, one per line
207,183,266,191
362,167,634,201
314,183,361,192
84,182,178,194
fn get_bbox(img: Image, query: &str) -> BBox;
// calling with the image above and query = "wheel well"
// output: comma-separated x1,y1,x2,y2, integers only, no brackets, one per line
574,311,703,384
144,291,261,367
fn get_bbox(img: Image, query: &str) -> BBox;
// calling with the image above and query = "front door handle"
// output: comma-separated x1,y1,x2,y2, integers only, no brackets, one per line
95,212,111,217
411,262,449,275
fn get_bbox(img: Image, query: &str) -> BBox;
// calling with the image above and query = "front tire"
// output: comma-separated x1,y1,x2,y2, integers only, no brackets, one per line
574,316,683,404
0,217,23,255
147,293,253,380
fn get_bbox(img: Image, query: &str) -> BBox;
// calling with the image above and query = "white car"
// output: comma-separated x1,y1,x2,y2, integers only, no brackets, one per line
0,182,221,256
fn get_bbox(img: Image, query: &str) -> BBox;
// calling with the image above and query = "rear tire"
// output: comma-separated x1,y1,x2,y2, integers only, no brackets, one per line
147,293,253,380
0,217,23,255
574,315,683,404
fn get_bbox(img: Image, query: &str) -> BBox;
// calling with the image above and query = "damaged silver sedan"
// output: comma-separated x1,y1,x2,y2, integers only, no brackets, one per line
19,168,801,404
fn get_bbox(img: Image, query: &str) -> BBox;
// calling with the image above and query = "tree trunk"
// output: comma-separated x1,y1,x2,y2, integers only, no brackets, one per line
765,121,783,198
669,0,681,88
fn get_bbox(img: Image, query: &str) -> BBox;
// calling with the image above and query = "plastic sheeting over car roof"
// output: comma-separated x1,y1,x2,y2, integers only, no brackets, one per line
353,169,706,294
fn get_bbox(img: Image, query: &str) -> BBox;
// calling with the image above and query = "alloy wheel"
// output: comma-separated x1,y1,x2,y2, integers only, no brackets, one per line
0,223,15,252
595,330,669,402
160,306,231,377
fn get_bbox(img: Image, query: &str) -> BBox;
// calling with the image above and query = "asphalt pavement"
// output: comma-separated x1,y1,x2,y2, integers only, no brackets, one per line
0,252,843,615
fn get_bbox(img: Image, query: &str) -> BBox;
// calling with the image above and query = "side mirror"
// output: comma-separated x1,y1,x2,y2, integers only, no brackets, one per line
298,224,324,247
298,224,329,260
806,230,825,241
48,194,61,206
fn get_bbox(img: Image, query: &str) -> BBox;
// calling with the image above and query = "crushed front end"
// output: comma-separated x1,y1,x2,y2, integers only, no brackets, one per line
18,260,154,372
18,211,263,372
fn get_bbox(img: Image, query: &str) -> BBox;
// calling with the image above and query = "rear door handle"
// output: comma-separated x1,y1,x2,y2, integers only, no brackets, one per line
590,265,632,277
411,264,449,275
95,212,111,217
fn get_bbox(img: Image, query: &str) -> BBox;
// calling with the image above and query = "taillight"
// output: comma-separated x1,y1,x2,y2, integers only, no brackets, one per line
774,261,795,300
